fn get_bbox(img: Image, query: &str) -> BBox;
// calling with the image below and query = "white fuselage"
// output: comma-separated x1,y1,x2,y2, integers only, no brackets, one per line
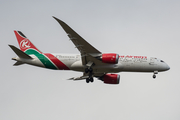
15,53,170,74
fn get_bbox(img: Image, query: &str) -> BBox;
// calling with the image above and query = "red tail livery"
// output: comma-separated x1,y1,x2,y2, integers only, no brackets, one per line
14,31,41,53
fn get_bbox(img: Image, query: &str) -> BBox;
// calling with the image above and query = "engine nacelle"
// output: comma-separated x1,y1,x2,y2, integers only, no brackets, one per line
101,53,119,64
101,74,120,84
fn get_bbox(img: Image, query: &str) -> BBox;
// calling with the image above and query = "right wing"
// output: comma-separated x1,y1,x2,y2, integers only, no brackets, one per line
53,17,102,65
68,73,105,80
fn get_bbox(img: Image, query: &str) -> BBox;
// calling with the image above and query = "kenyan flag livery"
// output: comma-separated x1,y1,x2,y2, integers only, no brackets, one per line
14,31,69,70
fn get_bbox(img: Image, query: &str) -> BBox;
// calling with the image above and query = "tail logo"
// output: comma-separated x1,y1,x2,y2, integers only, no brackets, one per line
20,39,30,49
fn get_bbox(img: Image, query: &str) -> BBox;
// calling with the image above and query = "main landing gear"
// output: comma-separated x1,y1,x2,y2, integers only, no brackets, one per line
85,67,94,83
85,67,93,73
86,77,94,83
153,71,158,79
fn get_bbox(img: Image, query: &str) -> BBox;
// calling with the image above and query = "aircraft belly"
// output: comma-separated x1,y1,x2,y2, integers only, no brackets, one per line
92,64,122,73
70,61,123,73
70,60,84,71
121,62,158,72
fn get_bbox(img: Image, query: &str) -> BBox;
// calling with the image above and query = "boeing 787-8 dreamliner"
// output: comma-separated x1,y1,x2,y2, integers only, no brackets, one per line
9,17,170,84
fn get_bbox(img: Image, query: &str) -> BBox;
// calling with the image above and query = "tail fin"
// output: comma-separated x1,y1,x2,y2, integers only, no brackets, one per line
14,31,42,53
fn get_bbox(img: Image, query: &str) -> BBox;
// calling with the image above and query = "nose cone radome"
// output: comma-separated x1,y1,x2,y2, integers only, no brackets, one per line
162,63,170,71
159,62,170,72
166,64,170,71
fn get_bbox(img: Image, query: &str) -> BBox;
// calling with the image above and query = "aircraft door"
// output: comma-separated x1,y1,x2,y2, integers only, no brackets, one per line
150,57,157,65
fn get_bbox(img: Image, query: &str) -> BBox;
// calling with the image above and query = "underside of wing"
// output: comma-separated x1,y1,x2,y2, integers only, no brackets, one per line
68,72,105,80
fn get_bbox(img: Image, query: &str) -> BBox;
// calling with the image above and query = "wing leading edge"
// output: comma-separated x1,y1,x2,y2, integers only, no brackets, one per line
53,16,102,65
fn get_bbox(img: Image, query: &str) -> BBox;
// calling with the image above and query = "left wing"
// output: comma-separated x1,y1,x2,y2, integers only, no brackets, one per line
53,16,102,65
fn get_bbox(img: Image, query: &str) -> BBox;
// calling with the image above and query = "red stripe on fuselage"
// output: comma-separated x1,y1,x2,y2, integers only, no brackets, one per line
44,53,70,70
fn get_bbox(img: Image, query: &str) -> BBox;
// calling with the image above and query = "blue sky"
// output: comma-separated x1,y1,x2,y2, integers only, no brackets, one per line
0,0,180,120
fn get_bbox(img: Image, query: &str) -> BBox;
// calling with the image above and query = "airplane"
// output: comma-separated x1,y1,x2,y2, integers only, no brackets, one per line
9,16,170,84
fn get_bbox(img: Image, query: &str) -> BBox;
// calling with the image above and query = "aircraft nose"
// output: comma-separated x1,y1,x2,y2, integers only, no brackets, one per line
166,64,170,71
159,62,170,71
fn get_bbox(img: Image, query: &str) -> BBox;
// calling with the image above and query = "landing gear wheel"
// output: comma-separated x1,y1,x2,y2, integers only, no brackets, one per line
153,71,158,79
153,74,156,79
86,78,89,83
90,77,94,82
85,68,89,73
86,77,94,83
85,68,93,73
89,68,93,73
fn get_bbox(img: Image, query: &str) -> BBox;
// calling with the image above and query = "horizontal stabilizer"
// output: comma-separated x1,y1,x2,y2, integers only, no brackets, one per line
9,45,32,59
13,61,24,66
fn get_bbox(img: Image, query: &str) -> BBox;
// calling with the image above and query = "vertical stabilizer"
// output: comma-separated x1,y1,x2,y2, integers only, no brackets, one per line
14,31,42,53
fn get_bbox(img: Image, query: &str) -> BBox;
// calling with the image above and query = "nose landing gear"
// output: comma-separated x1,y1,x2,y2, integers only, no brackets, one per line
153,74,156,79
153,71,158,79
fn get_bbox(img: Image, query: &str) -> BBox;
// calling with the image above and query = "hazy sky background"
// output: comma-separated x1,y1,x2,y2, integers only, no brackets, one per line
1,0,180,120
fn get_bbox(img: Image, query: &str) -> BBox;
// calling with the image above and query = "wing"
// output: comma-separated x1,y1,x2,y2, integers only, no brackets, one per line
68,73,105,80
53,16,102,65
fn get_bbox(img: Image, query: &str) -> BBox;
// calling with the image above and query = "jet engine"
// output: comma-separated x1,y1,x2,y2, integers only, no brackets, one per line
100,74,120,84
101,53,119,64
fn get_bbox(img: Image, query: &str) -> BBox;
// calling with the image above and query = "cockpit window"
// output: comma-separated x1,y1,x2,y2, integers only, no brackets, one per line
160,60,164,62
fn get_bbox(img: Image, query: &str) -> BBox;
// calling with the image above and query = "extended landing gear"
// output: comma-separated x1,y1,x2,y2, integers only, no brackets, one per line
85,67,94,83
86,77,94,83
85,68,93,73
153,71,158,79
85,61,95,83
